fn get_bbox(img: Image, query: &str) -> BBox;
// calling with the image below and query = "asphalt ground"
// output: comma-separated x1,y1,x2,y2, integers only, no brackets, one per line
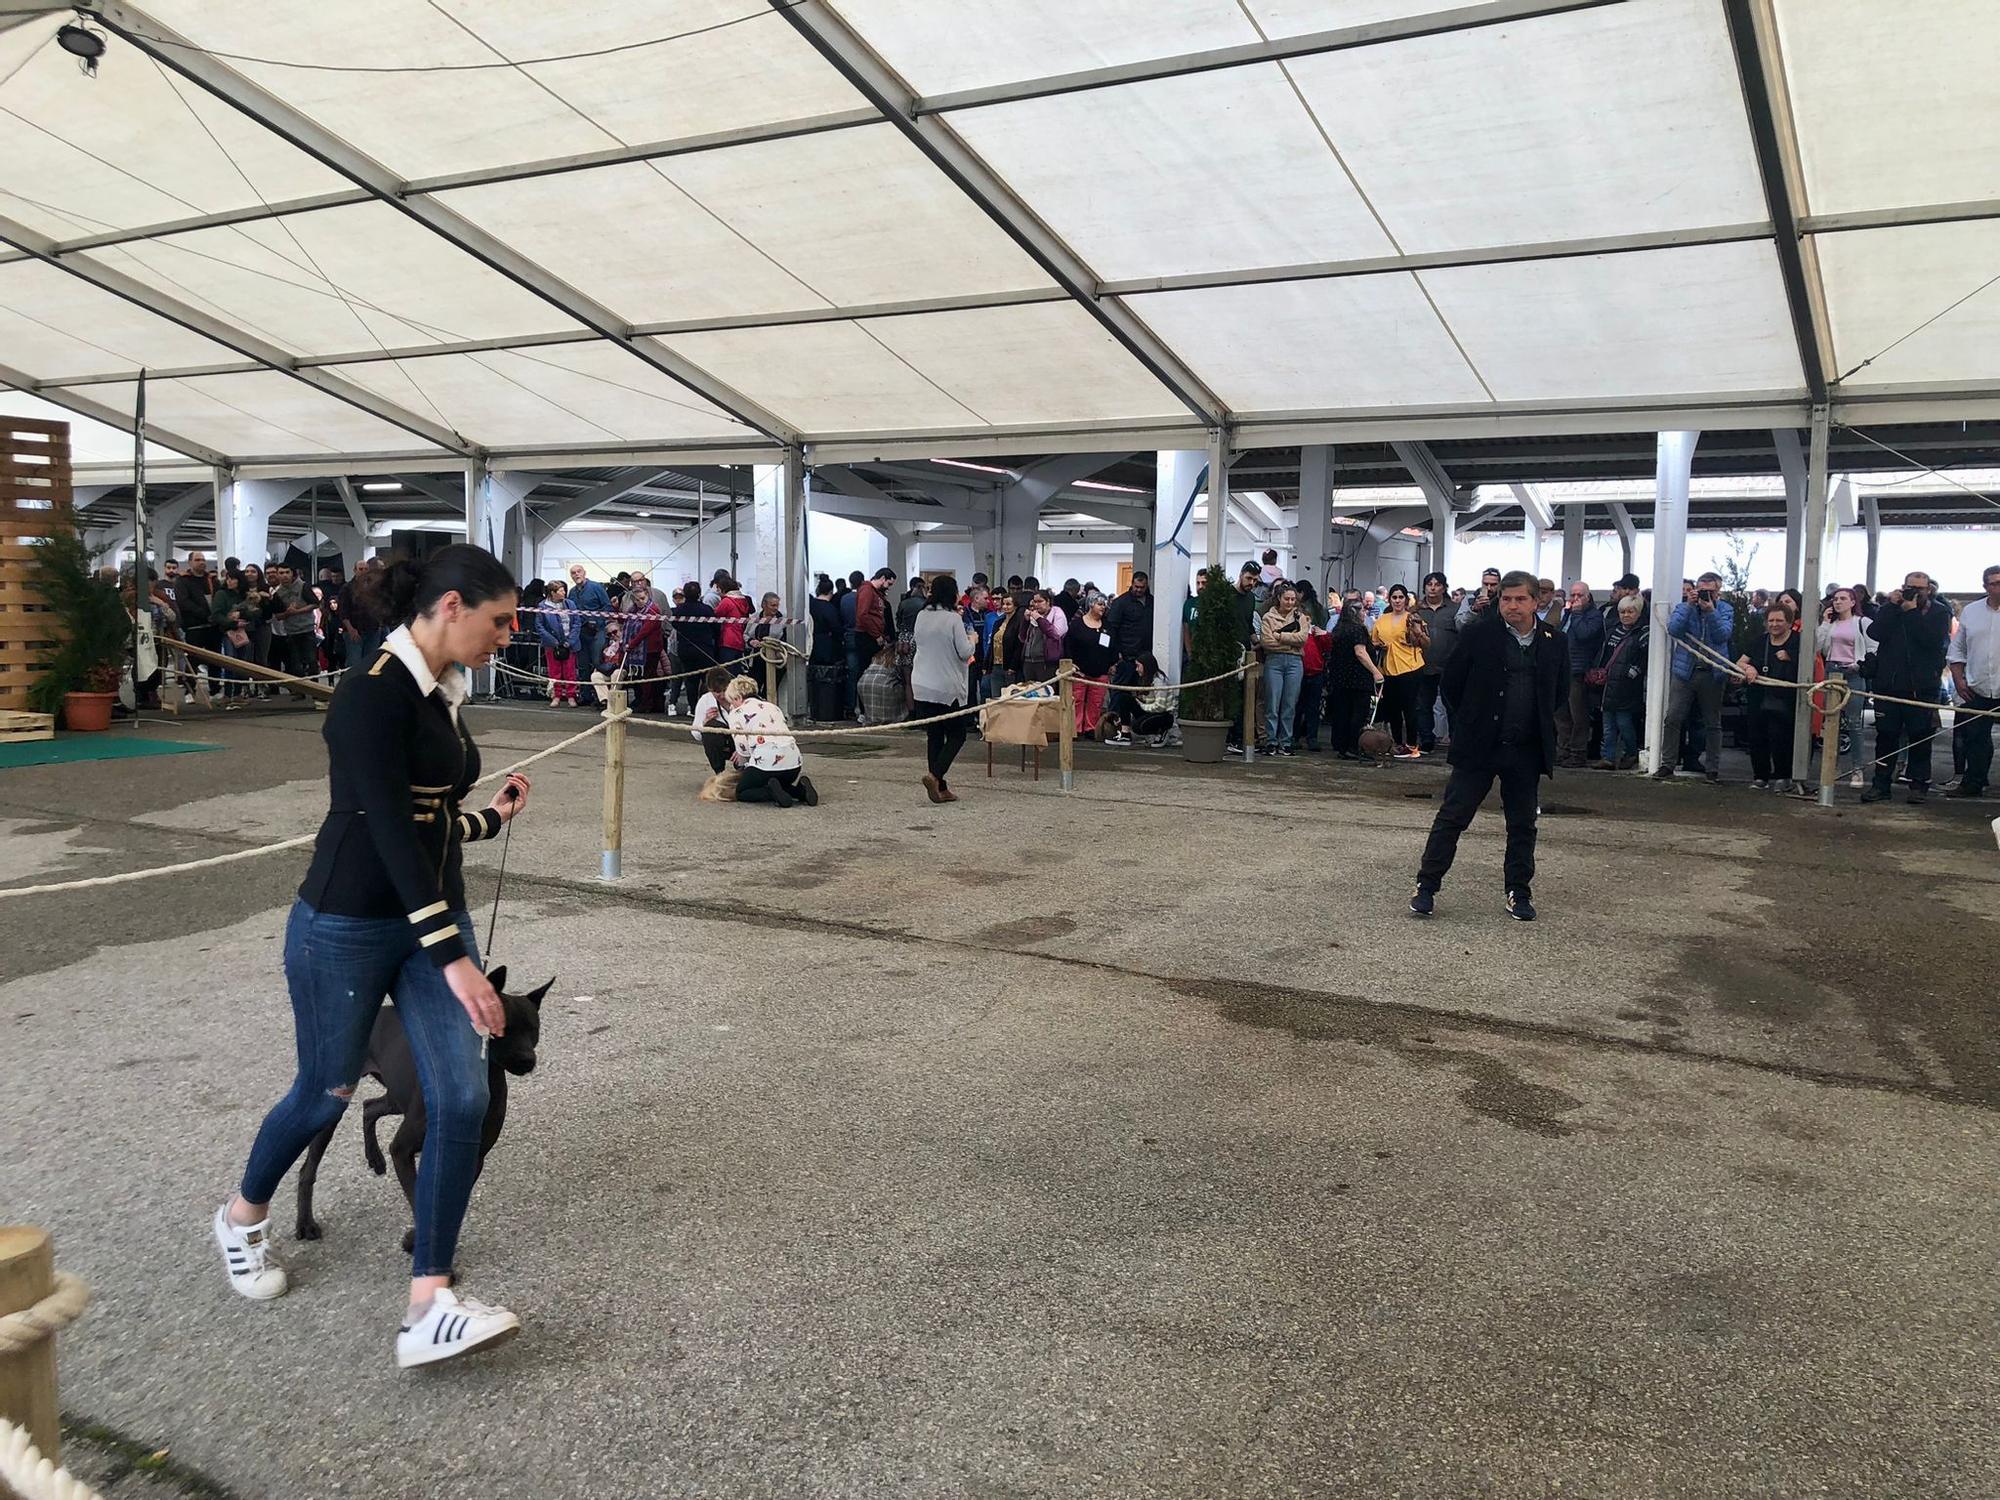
1,701,1994,1499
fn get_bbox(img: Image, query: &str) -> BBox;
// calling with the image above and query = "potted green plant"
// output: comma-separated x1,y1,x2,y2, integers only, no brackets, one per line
1179,566,1245,763
26,521,130,731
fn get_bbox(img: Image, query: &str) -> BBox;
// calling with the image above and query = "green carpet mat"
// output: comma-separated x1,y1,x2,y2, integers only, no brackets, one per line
0,731,221,769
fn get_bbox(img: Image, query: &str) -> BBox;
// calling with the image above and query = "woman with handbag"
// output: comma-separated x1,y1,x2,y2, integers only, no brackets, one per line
535,579,581,706
1814,586,1874,786
1591,594,1648,769
1370,584,1428,759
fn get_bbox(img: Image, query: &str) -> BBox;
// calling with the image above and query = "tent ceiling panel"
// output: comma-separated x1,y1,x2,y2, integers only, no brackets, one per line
1421,241,1802,401
55,371,448,457
334,343,756,449
1816,223,2000,389
659,321,992,433
441,126,1055,325
950,65,1395,281
1285,0,1764,253
858,302,1188,427
1128,276,1489,411
0,15,348,241
821,0,1259,97
81,201,582,357
1243,2,1480,34
134,1,868,180
1775,0,2000,216
0,389,185,464
0,260,245,378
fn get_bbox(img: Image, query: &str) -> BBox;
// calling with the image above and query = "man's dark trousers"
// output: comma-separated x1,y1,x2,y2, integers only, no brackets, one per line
1417,742,1541,893
1872,700,1940,792
1953,693,1996,793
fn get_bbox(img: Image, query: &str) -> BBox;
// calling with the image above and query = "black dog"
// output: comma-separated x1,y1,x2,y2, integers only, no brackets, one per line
295,966,552,1250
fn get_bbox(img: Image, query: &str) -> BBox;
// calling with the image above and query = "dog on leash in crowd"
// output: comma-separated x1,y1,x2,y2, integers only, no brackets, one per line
294,966,552,1251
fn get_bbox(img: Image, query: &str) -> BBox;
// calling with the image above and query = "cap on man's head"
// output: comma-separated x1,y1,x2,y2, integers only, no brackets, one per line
1615,573,1641,591
1482,567,1501,580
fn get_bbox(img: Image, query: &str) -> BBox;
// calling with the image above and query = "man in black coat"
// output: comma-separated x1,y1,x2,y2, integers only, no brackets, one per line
1410,570,1566,922
1860,569,1954,805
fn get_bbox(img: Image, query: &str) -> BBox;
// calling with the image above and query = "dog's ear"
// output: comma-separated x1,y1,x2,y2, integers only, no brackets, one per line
524,976,554,1009
486,964,508,994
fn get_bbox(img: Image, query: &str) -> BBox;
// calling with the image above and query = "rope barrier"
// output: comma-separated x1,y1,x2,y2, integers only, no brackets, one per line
0,1273,87,1357
0,1415,105,1500
0,714,619,900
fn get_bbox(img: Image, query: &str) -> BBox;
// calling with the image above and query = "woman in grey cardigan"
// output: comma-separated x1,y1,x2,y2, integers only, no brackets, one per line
910,573,977,803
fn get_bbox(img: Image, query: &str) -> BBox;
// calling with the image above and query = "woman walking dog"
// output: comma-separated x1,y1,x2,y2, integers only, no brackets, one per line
212,544,535,1368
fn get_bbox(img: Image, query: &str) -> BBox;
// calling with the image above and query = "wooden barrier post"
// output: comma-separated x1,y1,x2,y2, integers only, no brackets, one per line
601,683,627,880
1057,659,1076,793
763,642,779,709
1242,652,1256,762
1816,673,1844,808
0,1226,59,1463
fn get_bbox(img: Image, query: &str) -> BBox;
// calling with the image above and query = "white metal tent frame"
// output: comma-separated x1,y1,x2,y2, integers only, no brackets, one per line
1,0,1998,475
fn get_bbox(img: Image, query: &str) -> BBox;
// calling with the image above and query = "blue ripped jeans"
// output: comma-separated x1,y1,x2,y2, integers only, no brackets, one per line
240,901,489,1278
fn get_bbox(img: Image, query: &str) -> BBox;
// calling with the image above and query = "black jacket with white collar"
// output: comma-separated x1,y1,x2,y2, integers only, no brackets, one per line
296,628,501,967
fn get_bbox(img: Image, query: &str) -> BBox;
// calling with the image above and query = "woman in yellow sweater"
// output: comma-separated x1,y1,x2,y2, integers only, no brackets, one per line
1370,583,1429,759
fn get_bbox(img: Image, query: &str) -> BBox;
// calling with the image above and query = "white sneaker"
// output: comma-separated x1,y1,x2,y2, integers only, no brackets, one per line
395,1287,521,1369
213,1202,288,1301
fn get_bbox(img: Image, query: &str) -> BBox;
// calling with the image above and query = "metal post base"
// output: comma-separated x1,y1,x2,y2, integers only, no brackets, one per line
599,850,621,881
1060,769,1073,792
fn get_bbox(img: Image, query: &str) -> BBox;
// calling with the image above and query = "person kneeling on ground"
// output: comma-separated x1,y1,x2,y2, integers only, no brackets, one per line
691,664,738,800
1100,653,1179,748
724,675,818,807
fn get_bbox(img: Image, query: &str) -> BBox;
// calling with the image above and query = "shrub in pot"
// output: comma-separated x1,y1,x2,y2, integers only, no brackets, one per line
1179,566,1245,763
26,522,130,731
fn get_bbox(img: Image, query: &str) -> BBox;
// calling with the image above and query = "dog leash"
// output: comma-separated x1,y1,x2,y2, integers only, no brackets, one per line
486,789,517,959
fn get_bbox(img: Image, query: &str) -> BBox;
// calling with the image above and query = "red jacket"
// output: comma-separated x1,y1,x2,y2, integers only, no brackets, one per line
714,591,752,651
855,581,890,645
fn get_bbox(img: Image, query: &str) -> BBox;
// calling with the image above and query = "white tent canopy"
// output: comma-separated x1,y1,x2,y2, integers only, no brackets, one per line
1,0,1996,470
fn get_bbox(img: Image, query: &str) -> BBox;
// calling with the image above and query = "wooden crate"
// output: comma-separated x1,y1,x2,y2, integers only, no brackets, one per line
0,709,55,742
0,416,71,712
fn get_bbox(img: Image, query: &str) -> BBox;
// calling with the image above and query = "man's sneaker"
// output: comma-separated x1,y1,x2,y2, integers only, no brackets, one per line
1705,771,1722,785
1947,783,1985,799
1651,766,1677,781
396,1287,521,1369
1408,886,1435,918
1859,785,1887,803
1907,787,1928,805
1105,733,1133,747
1505,889,1537,922
213,1202,288,1301
1750,779,1770,791
1845,770,1863,788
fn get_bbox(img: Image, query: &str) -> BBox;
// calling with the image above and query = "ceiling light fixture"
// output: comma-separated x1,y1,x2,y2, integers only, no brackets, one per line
57,20,105,76
633,510,654,518
932,458,1014,476
360,482,401,492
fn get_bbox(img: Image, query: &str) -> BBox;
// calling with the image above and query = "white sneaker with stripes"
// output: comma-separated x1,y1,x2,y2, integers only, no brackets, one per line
395,1287,521,1369
212,1202,288,1301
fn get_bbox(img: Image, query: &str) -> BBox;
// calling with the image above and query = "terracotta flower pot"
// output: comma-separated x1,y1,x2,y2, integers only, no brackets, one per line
62,690,117,732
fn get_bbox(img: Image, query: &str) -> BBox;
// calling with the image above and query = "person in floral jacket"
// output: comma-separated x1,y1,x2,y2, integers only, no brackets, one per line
723,675,819,808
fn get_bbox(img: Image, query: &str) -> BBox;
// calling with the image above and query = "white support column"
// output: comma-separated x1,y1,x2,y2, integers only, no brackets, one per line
464,459,495,552
1790,406,1834,791
1521,511,1543,578
217,476,304,568
1643,432,1699,775
996,486,1039,583
1295,445,1334,601
1561,503,1585,586
1205,428,1230,572
1774,427,1807,591
1153,449,1203,680
866,520,911,584
1607,502,1638,577
1862,495,1882,592
753,451,809,714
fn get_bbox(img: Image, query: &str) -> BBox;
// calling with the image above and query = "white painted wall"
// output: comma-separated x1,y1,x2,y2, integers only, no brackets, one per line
533,510,885,606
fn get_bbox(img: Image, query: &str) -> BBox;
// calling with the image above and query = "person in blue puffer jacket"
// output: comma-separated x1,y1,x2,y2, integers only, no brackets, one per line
534,580,582,706
1653,571,1736,781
